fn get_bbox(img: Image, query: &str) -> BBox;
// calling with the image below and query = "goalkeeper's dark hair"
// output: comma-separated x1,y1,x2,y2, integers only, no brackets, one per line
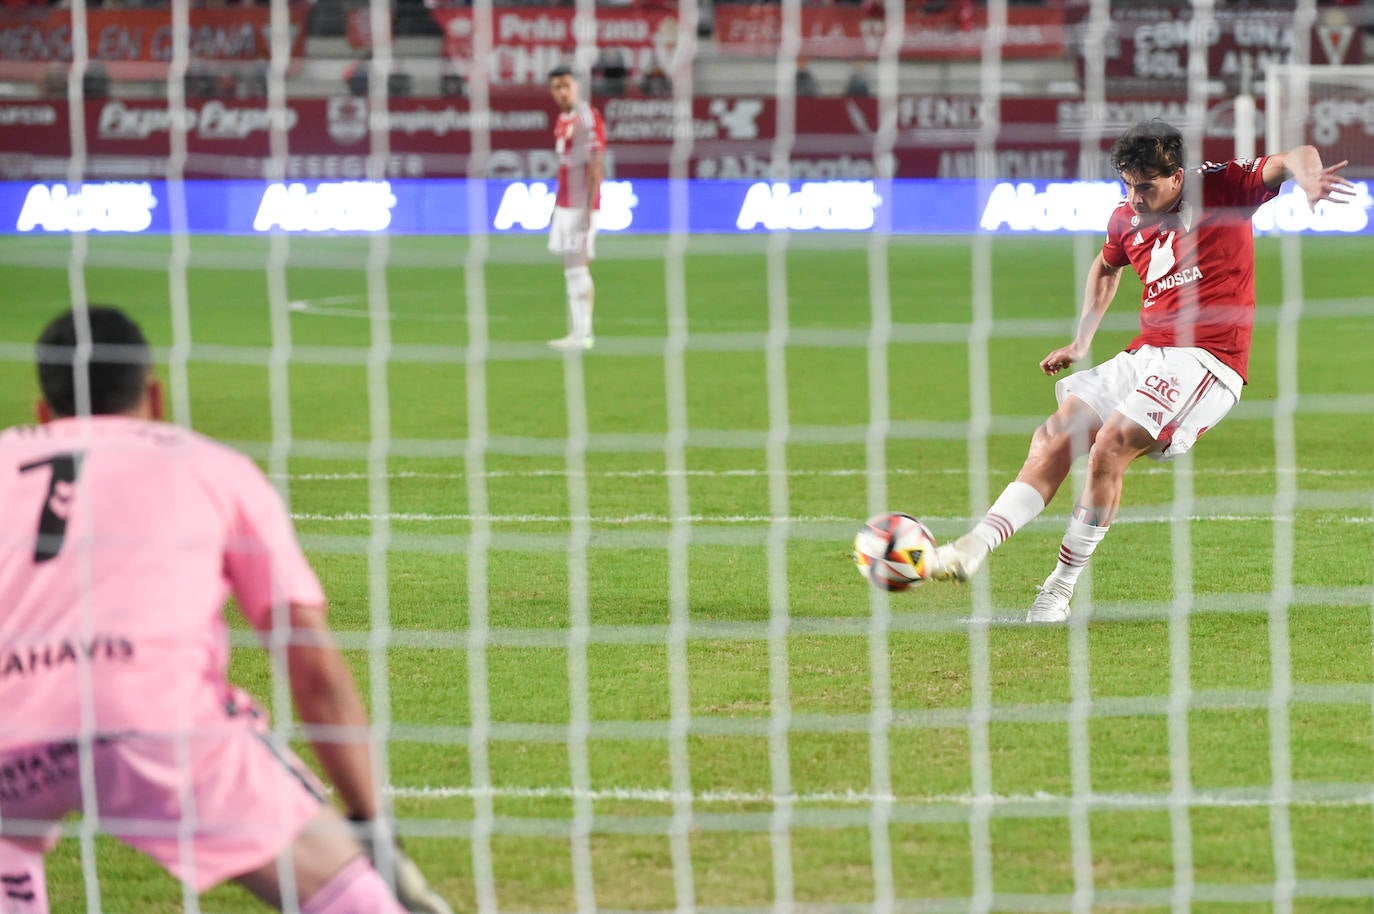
1110,119,1186,178
36,306,151,418
548,65,575,81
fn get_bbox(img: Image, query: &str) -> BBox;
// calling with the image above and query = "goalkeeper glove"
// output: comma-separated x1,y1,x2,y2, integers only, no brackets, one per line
350,817,455,914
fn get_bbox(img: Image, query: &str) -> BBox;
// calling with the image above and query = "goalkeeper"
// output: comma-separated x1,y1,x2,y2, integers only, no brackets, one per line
930,119,1355,622
0,306,452,914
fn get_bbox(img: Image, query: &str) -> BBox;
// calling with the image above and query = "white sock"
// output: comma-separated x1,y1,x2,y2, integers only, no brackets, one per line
968,481,1046,554
1043,508,1109,593
564,266,594,338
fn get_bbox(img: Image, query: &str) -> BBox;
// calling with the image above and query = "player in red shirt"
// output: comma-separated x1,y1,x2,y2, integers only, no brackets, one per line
546,65,607,352
0,307,452,913
929,119,1355,622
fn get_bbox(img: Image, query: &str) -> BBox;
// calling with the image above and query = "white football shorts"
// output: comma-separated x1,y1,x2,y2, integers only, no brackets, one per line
548,206,598,259
1055,345,1239,462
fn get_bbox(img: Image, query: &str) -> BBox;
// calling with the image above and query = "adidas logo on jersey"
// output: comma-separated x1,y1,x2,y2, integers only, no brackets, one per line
1147,411,1164,425
1134,231,1145,245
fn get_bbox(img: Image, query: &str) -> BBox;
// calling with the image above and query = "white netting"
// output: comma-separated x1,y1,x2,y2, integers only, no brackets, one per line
1268,63,1374,179
7,0,1374,912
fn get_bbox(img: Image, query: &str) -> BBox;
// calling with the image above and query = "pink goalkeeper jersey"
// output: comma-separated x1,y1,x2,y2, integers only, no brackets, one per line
0,416,324,750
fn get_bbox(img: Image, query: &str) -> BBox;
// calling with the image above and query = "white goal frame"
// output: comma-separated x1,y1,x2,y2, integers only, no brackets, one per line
1266,64,1374,165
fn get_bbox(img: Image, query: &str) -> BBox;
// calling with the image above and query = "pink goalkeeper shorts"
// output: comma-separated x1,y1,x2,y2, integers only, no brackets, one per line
0,702,323,892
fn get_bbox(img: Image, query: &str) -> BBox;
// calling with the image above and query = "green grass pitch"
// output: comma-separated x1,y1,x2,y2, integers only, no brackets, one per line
2,232,1373,913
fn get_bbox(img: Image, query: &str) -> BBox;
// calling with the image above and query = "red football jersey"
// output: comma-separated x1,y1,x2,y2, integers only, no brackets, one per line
1101,157,1278,383
553,102,606,210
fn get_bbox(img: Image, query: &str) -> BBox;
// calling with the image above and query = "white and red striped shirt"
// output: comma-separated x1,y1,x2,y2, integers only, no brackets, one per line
554,102,606,210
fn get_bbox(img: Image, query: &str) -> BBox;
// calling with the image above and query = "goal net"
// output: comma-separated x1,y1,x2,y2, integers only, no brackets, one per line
1268,63,1374,180
1,1,1373,913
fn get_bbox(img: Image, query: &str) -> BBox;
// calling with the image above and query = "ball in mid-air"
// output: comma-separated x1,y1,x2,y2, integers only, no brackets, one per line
853,512,938,591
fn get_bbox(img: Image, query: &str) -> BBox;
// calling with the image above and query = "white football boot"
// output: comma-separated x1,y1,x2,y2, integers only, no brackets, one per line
929,533,989,583
548,334,595,351
1026,579,1074,623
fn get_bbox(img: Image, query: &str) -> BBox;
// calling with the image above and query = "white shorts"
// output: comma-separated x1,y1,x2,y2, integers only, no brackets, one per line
1055,345,1239,461
547,206,597,259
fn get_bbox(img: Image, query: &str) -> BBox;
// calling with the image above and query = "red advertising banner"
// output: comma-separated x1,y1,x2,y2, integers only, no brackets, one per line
429,8,681,86
1086,7,1363,84
0,94,1303,183
0,6,309,63
712,5,1066,60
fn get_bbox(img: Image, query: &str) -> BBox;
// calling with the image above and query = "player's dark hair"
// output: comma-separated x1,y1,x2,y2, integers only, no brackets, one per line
36,306,151,418
548,65,574,81
1110,119,1186,178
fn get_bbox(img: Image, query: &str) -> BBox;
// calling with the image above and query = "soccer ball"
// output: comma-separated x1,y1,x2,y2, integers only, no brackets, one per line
853,513,938,592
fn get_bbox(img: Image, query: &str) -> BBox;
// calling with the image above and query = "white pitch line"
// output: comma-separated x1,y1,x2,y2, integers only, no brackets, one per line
287,295,363,308
281,468,949,482
292,512,866,524
385,783,1374,810
287,297,667,328
288,298,478,323
278,467,1365,482
291,511,1369,526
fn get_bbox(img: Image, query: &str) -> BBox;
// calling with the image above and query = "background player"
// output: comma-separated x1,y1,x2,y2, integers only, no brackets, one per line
929,120,1355,622
546,64,606,352
0,306,452,913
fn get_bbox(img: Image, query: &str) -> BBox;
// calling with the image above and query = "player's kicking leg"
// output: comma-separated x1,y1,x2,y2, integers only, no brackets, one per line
1017,354,1237,622
928,395,1101,584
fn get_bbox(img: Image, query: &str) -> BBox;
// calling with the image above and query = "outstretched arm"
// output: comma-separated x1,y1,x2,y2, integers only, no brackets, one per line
286,602,379,820
225,462,452,910
1263,146,1356,210
286,603,455,913
224,468,380,817
1041,252,1124,377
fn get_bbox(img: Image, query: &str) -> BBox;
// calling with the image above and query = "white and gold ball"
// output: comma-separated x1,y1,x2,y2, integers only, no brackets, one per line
853,512,938,592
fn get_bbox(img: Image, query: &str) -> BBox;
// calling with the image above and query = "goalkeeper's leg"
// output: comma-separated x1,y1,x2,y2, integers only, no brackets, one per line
236,806,452,913
349,816,455,914
233,806,397,912
301,854,407,914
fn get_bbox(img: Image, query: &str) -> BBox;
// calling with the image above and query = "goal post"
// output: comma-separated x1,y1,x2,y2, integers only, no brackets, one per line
1266,64,1374,179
